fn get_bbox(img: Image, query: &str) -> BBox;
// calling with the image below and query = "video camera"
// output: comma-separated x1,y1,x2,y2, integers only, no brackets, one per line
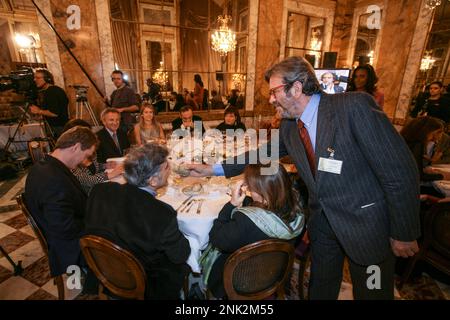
69,84,89,101
0,67,37,103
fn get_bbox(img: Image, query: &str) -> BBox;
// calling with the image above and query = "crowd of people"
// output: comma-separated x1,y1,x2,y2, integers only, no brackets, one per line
22,56,450,300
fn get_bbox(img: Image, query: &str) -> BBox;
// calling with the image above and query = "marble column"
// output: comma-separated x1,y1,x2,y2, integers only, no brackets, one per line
253,0,285,115
376,0,425,119
48,0,108,122
244,0,259,112
34,0,65,88
393,0,433,123
95,0,116,98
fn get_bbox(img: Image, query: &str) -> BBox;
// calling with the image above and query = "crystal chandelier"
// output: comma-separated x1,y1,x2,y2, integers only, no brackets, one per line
420,51,436,71
425,0,442,10
152,61,168,87
211,15,237,56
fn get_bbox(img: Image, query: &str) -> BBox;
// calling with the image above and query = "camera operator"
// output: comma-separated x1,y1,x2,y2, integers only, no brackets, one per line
29,69,69,138
106,70,139,133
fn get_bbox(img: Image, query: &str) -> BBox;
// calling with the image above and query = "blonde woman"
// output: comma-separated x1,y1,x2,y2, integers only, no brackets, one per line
133,104,165,145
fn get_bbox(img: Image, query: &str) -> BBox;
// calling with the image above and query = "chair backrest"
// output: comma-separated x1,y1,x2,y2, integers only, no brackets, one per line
27,140,49,164
223,239,294,300
79,235,147,300
16,193,49,256
424,202,450,260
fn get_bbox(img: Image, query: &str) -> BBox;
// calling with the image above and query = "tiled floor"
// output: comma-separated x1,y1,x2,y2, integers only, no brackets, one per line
0,171,448,300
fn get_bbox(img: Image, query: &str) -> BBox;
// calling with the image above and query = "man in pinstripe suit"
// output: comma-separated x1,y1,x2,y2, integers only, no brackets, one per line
187,56,421,299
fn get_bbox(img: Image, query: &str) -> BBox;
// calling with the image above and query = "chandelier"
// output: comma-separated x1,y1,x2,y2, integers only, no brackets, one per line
211,15,237,56
420,51,436,71
152,61,169,87
425,0,442,10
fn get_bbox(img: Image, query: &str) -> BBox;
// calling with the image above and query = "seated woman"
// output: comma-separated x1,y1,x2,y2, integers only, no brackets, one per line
200,163,304,299
85,144,191,299
215,106,246,134
63,119,124,194
400,116,449,197
133,104,165,145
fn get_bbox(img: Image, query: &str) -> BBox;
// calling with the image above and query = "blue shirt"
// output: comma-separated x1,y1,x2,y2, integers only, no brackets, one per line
212,94,321,176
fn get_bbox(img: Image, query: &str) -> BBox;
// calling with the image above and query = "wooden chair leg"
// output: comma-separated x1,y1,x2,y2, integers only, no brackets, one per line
54,276,65,300
399,254,422,289
98,283,108,300
183,274,190,299
297,250,310,300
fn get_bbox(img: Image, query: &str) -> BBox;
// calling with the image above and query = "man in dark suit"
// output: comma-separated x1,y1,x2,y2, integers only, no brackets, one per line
96,108,130,163
24,126,98,276
85,144,190,299
187,56,421,299
171,105,205,135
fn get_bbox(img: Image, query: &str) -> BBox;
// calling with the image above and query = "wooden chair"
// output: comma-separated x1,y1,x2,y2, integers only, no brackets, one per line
79,235,147,300
223,239,295,300
16,194,65,300
294,230,310,300
400,201,450,287
27,140,50,164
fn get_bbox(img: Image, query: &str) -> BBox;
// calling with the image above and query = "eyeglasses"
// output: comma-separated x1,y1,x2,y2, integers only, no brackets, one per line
269,84,288,97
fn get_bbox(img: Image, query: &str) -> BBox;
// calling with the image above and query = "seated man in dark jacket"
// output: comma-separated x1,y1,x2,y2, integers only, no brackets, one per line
171,105,205,136
25,126,98,277
96,108,130,163
85,143,190,299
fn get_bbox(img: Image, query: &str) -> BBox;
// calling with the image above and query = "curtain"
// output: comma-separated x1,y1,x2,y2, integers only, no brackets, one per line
180,0,222,95
110,0,142,92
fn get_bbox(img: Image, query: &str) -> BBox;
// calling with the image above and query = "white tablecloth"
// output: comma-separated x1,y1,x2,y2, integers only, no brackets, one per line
428,165,450,196
0,122,46,152
158,176,232,273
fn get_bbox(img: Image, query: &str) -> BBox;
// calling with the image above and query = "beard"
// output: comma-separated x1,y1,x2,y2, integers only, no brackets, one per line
273,104,296,119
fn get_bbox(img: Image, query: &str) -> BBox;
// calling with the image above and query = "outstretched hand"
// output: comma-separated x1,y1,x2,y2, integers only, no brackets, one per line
184,163,214,177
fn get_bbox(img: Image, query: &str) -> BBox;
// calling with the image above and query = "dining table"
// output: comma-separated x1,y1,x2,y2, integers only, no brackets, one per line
104,135,295,273
429,164,450,197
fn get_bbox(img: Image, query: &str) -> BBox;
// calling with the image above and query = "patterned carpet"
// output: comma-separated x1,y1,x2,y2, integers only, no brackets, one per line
0,171,449,300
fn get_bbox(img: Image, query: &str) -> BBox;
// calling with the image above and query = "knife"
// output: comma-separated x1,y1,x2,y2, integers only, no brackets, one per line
176,195,193,211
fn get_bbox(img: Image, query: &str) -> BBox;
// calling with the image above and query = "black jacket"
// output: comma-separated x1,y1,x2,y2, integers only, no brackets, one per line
85,182,191,299
96,127,130,163
215,122,246,134
171,115,205,134
24,155,87,276
207,201,271,298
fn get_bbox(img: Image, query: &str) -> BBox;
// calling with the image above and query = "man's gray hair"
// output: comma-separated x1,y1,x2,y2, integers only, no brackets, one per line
101,107,120,120
264,56,322,96
124,144,169,187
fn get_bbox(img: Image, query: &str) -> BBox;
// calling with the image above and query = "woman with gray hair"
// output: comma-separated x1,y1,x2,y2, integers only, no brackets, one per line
85,143,191,299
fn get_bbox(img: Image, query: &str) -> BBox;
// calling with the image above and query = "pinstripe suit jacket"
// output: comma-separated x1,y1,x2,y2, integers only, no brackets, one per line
223,92,421,265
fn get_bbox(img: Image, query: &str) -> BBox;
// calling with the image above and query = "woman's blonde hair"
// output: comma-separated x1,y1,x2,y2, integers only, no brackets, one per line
139,103,158,129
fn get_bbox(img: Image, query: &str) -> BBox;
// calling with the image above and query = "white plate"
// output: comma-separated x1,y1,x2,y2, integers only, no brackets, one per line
106,157,126,163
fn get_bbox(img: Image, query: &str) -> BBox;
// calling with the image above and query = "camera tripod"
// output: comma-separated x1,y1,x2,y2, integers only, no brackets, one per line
75,95,99,127
2,102,54,158
0,245,23,276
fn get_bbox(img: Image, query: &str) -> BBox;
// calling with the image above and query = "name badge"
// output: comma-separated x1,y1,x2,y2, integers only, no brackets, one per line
318,157,343,174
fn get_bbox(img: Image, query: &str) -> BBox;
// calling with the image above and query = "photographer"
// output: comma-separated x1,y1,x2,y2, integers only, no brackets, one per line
29,69,69,138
